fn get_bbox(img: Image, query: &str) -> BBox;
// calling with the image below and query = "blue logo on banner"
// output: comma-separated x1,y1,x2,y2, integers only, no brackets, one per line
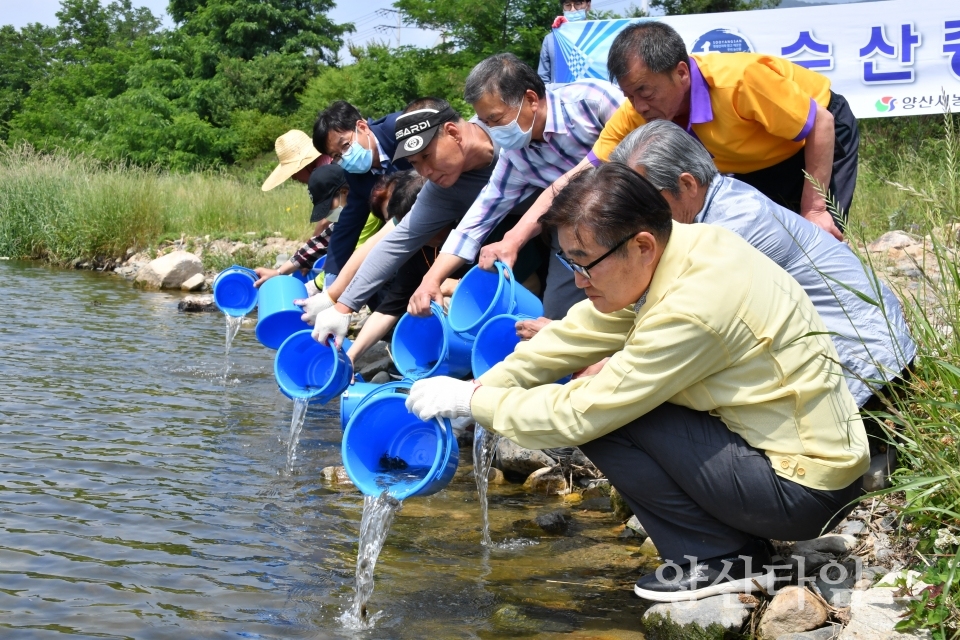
691,28,753,54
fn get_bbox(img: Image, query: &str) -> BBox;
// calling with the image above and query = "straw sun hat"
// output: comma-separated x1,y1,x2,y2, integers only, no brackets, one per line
261,130,323,192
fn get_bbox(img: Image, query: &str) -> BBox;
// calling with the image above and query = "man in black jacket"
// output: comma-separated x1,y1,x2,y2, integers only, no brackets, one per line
313,101,412,286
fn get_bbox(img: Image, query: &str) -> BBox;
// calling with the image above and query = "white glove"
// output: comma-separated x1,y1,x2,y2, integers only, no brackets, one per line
305,279,320,297
405,377,476,422
295,291,334,326
311,305,351,347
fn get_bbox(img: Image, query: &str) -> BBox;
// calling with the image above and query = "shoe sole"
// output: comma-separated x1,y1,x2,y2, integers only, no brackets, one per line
634,570,778,602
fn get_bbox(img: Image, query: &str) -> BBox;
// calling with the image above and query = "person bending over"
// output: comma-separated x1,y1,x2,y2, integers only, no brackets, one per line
406,163,868,602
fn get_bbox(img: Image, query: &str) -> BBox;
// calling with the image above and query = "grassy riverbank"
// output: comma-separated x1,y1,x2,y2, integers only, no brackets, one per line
0,145,310,264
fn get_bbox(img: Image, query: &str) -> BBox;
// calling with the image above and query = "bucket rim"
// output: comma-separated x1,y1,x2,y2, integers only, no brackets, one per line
391,303,451,381
341,394,451,500
274,329,351,402
447,261,516,334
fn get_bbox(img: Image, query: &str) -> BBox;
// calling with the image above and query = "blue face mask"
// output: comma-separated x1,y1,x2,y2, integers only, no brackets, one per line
563,9,586,21
488,102,538,151
338,126,374,174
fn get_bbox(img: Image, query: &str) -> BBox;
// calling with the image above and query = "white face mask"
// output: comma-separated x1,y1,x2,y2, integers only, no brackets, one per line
326,205,344,223
487,102,537,151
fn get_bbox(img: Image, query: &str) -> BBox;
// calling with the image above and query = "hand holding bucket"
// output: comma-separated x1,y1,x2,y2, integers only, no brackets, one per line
391,302,474,381
447,261,543,337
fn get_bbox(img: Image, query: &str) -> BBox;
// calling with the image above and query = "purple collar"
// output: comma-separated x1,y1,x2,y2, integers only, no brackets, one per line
686,56,713,132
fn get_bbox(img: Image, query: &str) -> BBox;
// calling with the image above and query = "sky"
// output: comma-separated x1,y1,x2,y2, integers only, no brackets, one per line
0,0,864,58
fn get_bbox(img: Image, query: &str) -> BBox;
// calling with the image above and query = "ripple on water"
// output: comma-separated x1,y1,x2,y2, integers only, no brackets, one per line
0,261,648,639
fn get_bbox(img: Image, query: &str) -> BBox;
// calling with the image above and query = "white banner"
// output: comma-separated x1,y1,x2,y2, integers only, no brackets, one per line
552,0,960,119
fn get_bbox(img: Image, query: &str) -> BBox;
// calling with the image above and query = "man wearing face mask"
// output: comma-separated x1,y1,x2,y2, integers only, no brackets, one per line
407,53,624,320
313,101,412,288
538,0,592,84
304,97,547,348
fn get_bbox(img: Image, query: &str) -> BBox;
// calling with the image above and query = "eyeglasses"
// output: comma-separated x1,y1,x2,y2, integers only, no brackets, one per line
556,233,635,279
562,0,589,9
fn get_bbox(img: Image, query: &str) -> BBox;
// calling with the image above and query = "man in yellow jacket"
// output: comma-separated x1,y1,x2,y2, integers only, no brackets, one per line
406,163,868,602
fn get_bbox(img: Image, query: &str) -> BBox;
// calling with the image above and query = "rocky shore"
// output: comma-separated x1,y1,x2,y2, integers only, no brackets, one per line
91,230,940,639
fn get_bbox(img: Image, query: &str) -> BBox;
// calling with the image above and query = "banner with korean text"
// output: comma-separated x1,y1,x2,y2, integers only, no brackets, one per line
552,0,960,119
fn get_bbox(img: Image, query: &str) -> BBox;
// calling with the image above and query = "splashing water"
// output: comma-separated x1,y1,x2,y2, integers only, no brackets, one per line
223,315,243,381
473,425,501,546
340,491,402,629
284,397,309,473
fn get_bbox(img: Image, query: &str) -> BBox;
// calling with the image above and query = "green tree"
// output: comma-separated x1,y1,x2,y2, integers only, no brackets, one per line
394,0,556,68
169,0,350,63
297,44,473,124
651,0,779,14
0,23,58,136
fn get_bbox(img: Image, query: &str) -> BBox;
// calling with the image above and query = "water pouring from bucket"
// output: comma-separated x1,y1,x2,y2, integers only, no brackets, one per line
342,390,459,501
213,265,259,318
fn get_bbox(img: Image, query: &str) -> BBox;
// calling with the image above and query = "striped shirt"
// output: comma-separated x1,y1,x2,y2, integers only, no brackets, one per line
290,225,333,268
441,80,624,261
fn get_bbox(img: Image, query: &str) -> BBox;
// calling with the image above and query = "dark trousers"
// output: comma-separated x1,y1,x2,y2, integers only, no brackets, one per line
579,403,861,564
734,91,860,231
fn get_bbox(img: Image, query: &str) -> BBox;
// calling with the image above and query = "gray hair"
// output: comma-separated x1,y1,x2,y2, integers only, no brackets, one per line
463,53,546,107
610,120,718,197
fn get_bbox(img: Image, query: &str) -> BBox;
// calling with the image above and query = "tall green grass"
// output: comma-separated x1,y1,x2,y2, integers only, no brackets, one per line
0,144,311,264
851,105,960,639
849,112,960,239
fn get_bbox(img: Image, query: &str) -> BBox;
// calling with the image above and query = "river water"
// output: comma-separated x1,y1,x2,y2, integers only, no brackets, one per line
0,261,650,639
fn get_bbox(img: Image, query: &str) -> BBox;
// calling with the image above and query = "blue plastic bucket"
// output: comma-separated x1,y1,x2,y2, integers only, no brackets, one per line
448,261,543,336
342,393,459,500
256,275,312,349
213,265,258,317
391,302,473,381
471,314,531,378
340,380,408,430
274,330,354,403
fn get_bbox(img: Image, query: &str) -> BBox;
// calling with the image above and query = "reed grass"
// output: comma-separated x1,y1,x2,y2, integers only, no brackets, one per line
0,144,311,264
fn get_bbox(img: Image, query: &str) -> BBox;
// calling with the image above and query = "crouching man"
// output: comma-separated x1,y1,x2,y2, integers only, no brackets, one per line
406,163,869,602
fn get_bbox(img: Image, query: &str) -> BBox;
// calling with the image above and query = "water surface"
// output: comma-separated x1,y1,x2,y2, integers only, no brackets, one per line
0,261,649,639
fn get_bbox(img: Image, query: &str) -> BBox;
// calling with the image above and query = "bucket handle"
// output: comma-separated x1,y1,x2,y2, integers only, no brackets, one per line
494,260,518,314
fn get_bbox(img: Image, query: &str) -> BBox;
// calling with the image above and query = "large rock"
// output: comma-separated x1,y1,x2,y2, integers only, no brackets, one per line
642,594,753,639
135,251,203,289
759,586,828,640
837,588,932,639
866,231,920,254
533,509,571,534
523,467,567,494
494,438,555,477
180,273,205,291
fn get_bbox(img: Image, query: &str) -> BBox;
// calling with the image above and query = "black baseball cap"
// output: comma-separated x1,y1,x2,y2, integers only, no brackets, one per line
393,106,459,161
307,164,348,222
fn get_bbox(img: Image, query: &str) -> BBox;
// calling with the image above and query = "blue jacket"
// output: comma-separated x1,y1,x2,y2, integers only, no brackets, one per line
324,112,412,278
